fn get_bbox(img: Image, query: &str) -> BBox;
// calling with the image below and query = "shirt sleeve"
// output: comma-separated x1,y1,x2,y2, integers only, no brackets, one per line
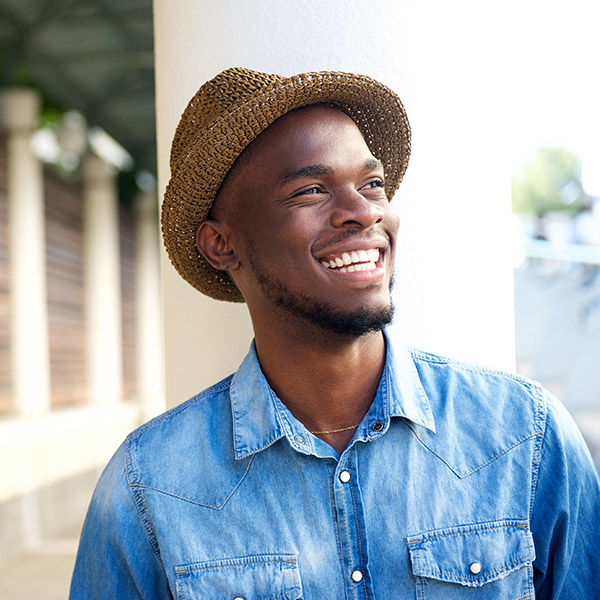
69,443,173,600
531,391,600,599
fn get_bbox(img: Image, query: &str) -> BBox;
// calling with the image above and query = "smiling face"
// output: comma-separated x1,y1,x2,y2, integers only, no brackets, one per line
199,104,400,338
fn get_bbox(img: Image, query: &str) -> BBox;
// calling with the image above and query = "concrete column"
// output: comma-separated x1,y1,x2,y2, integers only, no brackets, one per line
154,1,515,408
0,88,51,416
134,190,165,419
82,154,123,405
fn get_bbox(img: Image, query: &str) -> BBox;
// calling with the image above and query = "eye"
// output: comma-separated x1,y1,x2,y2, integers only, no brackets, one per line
361,178,385,190
292,185,324,197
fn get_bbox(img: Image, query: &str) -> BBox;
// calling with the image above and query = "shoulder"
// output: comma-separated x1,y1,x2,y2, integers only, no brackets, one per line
125,375,232,468
129,374,234,448
401,347,549,478
408,346,546,424
120,373,259,510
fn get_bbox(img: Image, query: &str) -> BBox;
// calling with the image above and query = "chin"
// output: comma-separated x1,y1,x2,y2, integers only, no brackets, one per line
266,279,394,337
311,303,395,337
247,243,395,337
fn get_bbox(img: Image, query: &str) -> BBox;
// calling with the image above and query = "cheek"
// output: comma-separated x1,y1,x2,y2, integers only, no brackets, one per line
386,205,400,235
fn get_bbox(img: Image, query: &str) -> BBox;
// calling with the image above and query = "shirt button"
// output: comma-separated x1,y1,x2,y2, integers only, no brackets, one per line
351,569,363,582
293,434,305,444
339,470,351,483
469,561,482,575
371,421,384,432
233,597,245,600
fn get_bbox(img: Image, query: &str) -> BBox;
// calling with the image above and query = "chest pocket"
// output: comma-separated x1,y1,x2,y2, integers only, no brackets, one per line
174,554,302,600
405,521,535,599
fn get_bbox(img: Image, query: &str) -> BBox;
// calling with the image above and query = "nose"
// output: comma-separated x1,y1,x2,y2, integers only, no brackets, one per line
329,187,386,229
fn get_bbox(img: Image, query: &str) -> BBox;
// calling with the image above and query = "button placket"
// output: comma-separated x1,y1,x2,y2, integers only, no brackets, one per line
332,452,371,598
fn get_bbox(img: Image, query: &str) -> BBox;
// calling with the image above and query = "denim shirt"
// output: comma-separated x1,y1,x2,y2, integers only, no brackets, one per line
70,337,600,599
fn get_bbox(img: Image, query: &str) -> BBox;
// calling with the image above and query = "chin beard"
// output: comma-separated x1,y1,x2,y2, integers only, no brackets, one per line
272,288,394,337
249,259,394,338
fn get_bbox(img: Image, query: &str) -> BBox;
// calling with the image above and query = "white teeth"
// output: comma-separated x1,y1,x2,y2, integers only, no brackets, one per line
319,248,382,270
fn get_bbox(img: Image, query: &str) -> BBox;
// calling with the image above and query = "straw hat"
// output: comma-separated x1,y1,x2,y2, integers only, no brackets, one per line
161,67,411,302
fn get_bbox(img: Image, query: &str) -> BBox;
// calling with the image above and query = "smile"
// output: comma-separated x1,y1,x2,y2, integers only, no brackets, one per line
319,248,380,273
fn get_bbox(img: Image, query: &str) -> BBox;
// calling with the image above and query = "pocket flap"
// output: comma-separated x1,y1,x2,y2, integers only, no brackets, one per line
174,553,302,600
405,521,535,588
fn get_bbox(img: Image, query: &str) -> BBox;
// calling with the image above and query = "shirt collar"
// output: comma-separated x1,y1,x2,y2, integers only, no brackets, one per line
229,342,287,460
384,335,436,433
229,333,435,460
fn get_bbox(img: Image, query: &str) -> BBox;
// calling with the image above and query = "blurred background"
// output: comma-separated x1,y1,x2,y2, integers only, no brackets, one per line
0,0,598,598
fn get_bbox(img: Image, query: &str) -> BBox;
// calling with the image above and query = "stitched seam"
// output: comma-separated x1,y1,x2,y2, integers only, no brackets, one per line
232,388,286,459
327,461,347,597
175,557,297,574
407,423,541,478
272,393,294,439
232,381,288,459
338,464,355,600
527,561,534,597
268,391,314,456
124,438,165,568
409,349,541,388
416,577,425,600
127,482,165,568
130,455,254,509
348,454,364,561
417,553,533,582
528,383,547,521
405,521,529,544
347,453,368,600
383,363,390,422
514,593,534,600
235,434,287,460
134,379,232,438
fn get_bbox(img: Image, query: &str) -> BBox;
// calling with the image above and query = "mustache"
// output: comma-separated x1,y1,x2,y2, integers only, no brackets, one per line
312,229,389,255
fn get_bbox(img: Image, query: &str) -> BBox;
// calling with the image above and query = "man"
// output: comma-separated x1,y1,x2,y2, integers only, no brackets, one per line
71,68,600,599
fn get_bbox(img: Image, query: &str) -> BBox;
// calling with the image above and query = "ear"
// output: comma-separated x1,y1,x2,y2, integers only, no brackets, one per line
196,220,240,272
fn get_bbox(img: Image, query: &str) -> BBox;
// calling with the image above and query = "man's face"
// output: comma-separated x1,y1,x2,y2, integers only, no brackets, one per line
217,105,400,337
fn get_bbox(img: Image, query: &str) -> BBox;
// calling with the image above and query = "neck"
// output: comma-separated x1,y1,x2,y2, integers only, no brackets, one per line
254,323,386,454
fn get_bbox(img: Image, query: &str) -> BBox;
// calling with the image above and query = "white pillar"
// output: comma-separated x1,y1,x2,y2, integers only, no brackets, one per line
82,154,123,406
154,1,515,407
0,88,51,416
135,190,165,419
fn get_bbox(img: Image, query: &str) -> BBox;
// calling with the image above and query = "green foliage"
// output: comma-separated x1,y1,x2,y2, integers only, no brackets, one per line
512,147,584,217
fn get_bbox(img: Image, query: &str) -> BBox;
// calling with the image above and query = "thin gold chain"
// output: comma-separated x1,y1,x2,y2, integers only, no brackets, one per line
309,423,361,435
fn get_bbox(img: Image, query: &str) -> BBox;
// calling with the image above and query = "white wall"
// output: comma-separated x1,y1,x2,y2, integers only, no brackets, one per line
154,0,515,408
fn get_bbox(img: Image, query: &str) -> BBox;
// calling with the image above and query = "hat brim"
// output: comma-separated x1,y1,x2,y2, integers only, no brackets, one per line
161,70,411,302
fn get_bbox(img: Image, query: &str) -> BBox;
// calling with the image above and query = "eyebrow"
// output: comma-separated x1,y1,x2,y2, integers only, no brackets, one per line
279,159,384,186
364,158,384,171
280,164,333,186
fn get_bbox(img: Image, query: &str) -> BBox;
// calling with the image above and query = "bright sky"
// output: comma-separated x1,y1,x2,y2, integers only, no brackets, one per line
507,0,600,195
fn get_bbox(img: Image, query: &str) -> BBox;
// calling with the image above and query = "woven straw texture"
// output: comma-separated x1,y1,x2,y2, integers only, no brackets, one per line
161,67,411,302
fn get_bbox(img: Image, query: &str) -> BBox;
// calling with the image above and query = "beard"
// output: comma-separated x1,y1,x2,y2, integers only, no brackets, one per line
245,243,394,338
